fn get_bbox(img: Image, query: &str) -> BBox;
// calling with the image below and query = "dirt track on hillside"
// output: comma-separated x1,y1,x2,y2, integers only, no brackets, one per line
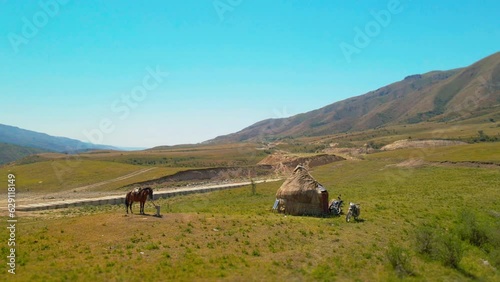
386,159,500,169
72,167,157,192
0,163,283,215
3,167,157,206
1,153,346,215
0,178,283,216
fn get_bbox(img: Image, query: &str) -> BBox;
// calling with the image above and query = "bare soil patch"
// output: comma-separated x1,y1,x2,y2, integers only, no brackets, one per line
381,139,467,151
258,153,344,172
395,158,427,168
434,161,500,169
323,146,376,160
126,165,275,188
384,159,500,170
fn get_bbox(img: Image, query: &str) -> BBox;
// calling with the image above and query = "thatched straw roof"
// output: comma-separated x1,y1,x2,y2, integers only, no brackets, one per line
275,165,328,216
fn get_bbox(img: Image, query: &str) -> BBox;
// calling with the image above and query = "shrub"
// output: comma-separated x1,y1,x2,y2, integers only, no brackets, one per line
386,244,415,278
455,211,500,269
145,243,160,250
250,179,256,196
436,234,463,269
415,226,435,256
414,226,463,269
485,224,500,268
457,210,489,248
489,248,500,269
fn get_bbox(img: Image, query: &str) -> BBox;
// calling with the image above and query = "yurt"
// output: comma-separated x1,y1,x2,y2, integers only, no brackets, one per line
275,165,329,216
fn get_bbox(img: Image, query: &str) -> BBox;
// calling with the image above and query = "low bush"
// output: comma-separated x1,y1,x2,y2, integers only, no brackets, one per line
456,210,500,268
415,226,435,256
414,226,463,269
386,244,415,278
457,210,489,248
436,234,463,269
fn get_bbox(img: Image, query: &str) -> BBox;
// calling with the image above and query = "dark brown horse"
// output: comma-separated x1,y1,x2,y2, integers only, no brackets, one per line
125,187,153,214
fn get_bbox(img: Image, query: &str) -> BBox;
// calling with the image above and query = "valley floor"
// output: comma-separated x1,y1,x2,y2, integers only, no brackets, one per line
1,143,499,281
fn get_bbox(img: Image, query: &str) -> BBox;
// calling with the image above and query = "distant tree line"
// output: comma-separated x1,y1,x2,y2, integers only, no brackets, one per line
468,130,499,143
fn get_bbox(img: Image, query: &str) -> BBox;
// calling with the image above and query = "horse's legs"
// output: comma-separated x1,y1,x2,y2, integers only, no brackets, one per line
125,195,129,214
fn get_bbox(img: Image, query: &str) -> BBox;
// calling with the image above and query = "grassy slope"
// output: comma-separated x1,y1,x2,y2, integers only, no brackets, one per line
0,142,266,197
211,53,500,144
0,143,46,165
284,113,500,150
0,160,184,193
368,143,500,164
30,143,268,168
2,145,499,281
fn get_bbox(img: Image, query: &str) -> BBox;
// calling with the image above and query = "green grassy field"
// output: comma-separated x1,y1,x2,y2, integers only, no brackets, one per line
1,144,499,281
0,143,46,165
367,142,500,164
0,142,269,196
0,160,185,193
32,142,269,168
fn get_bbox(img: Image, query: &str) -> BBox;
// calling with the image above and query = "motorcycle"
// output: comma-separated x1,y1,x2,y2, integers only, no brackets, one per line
346,202,360,222
328,195,343,216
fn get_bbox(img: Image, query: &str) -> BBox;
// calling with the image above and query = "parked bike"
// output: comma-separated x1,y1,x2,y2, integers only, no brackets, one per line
346,202,360,222
328,195,343,216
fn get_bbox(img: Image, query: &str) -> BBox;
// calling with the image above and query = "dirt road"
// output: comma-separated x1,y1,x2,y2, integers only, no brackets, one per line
1,178,282,214
70,167,157,192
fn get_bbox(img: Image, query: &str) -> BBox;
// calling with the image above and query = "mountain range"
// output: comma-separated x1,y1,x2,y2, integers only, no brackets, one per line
1,52,499,164
0,124,117,164
208,52,500,143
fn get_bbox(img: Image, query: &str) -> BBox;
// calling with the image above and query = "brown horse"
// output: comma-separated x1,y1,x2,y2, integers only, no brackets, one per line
125,187,153,214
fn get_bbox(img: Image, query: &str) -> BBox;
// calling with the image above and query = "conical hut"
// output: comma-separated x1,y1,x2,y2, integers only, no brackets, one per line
275,165,329,216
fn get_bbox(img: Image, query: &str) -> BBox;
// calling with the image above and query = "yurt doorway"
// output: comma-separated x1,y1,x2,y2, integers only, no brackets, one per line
321,191,329,214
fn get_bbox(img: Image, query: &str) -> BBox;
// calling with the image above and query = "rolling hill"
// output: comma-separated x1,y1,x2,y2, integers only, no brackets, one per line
0,142,46,165
0,123,117,152
209,52,500,143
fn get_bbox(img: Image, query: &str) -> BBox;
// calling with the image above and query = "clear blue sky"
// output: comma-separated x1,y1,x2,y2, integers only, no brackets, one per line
1,0,499,148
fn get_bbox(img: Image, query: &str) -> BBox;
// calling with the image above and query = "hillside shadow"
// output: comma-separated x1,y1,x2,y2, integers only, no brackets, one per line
141,213,163,218
123,213,163,218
